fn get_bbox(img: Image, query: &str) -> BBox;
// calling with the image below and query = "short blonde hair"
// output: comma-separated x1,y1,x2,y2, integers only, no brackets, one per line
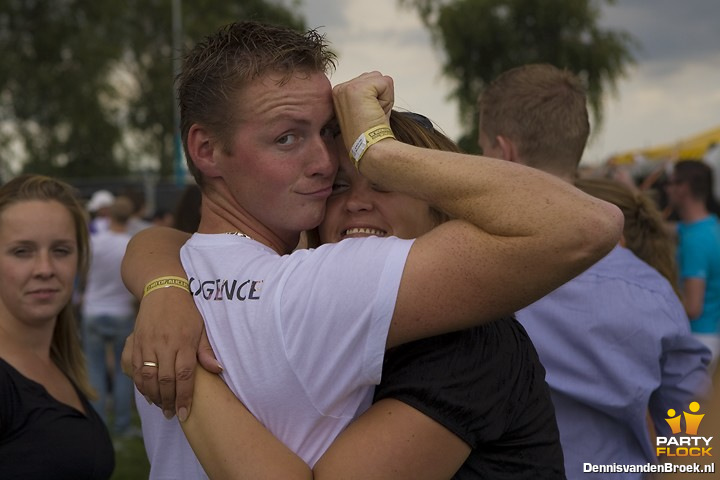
179,21,337,186
478,64,589,176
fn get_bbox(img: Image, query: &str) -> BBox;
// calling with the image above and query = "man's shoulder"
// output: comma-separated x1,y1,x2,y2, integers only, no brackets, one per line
680,215,720,235
545,247,677,304
679,218,720,255
585,246,662,278
182,235,414,284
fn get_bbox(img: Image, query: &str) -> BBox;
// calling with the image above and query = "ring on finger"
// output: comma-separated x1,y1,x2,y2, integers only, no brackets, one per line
142,361,159,368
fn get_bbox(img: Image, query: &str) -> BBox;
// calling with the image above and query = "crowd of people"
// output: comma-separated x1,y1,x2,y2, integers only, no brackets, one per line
1,19,717,480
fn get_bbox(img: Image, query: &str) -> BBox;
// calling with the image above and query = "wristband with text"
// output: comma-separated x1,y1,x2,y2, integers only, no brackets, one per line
349,124,395,170
143,275,190,298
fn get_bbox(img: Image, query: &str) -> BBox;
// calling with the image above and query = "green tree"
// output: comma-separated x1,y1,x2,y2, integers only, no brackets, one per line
0,0,127,178
399,0,636,153
0,0,306,179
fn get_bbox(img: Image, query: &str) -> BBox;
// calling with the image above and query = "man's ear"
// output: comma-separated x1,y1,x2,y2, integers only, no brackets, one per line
187,124,222,178
496,135,520,164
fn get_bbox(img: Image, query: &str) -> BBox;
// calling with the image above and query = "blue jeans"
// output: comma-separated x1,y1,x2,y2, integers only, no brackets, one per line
82,314,135,434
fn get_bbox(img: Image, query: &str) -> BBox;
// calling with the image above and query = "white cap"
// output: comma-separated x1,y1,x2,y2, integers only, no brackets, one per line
87,190,115,212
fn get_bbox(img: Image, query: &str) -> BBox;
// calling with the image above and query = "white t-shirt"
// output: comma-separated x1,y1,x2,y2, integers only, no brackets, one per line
82,230,135,318
138,234,413,478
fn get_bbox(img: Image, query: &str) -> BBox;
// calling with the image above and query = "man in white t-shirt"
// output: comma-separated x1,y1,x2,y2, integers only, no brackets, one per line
122,21,623,478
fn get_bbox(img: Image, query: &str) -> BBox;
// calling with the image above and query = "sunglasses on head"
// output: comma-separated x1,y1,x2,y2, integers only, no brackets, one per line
397,111,434,132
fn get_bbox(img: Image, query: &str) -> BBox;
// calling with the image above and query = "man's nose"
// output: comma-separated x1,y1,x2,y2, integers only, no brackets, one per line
309,139,338,178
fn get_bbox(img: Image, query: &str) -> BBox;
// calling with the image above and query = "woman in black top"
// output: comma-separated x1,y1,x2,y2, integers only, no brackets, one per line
0,175,114,479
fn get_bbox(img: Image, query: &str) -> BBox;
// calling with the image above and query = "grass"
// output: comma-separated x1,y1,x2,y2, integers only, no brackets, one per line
109,408,151,480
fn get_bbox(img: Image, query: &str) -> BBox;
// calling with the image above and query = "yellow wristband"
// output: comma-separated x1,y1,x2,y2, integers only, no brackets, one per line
143,276,190,298
349,124,395,170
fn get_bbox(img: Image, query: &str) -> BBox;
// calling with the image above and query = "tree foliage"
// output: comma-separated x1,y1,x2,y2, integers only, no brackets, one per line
0,0,305,179
398,0,636,152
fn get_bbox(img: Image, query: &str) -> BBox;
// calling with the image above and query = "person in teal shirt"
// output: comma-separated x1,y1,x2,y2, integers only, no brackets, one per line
667,160,720,372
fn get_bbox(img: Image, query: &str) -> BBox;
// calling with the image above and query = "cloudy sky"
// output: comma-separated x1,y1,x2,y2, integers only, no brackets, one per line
297,0,720,166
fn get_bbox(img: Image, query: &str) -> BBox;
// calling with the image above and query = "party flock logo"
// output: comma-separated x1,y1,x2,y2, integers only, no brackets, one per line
656,402,712,457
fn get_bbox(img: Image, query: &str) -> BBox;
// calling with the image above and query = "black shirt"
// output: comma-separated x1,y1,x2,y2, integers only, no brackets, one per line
374,316,566,479
0,358,115,479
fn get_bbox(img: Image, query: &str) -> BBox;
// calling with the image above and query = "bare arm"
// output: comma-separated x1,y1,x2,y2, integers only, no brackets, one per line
332,72,624,347
682,277,706,320
121,226,219,418
182,369,312,480
121,227,191,297
314,399,470,479
184,371,469,479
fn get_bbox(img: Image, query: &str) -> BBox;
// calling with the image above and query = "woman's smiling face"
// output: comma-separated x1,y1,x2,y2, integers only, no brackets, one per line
318,140,438,244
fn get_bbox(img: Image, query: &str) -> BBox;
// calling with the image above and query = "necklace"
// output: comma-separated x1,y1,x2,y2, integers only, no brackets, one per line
225,231,251,239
